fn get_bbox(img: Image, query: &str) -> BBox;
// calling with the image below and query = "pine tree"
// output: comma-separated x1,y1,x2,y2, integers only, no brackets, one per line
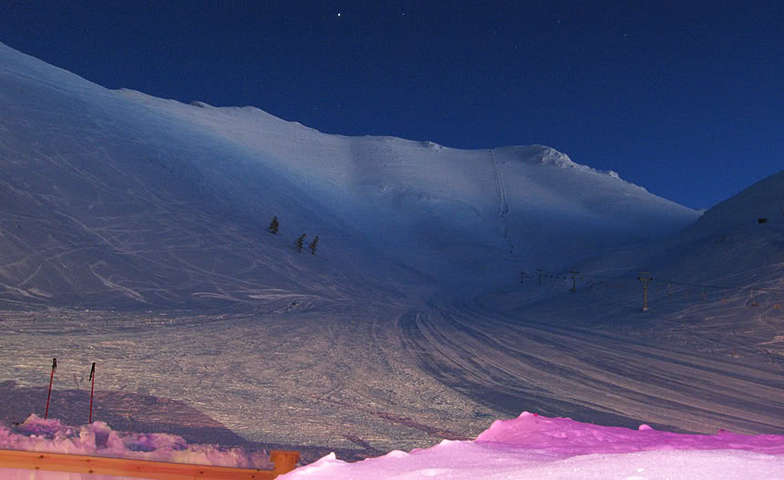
309,235,319,255
268,216,279,234
295,233,306,252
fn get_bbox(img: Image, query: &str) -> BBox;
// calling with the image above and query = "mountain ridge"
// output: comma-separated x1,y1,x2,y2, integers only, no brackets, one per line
0,41,698,308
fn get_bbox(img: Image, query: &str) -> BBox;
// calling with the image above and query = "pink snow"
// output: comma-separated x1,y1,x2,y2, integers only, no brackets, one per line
476,412,784,455
0,414,271,479
3,412,783,479
280,412,784,479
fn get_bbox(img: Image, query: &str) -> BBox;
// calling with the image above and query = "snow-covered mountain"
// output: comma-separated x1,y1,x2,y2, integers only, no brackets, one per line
573,167,784,292
687,171,784,237
0,41,698,308
469,163,784,436
1,42,782,466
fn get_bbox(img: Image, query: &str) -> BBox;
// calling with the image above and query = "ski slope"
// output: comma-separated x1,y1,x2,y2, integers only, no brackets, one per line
1,40,782,473
0,40,697,308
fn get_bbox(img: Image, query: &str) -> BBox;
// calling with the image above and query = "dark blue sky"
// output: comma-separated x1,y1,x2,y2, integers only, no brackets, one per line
2,1,782,209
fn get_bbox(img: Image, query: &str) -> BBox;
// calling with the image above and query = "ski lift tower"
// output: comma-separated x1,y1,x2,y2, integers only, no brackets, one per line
638,272,653,312
568,269,579,293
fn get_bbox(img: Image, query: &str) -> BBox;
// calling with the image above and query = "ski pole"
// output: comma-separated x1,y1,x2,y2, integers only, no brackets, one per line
44,358,57,419
88,362,96,423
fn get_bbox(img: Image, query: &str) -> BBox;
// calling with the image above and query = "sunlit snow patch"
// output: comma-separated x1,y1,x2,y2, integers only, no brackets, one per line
280,412,784,479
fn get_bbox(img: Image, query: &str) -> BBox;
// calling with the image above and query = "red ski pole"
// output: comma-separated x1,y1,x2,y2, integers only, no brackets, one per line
88,362,96,423
44,358,56,419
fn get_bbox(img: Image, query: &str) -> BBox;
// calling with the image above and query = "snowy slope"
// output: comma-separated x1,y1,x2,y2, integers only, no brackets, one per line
446,167,784,437
686,170,784,237
0,41,410,309
573,167,784,291
126,92,699,287
0,41,698,308
8,40,782,467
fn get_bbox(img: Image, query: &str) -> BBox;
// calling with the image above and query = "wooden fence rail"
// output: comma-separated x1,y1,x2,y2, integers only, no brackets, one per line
0,448,299,479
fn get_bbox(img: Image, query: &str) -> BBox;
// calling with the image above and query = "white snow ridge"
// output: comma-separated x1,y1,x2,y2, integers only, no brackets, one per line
1,40,783,479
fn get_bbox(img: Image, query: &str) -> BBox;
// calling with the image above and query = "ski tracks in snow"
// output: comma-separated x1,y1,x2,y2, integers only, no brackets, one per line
490,150,514,253
399,298,784,436
490,149,510,219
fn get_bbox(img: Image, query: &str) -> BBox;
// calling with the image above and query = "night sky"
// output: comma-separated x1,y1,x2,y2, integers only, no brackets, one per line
2,1,782,209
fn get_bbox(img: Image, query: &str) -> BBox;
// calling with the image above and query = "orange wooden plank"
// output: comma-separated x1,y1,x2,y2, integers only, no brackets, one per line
0,448,299,480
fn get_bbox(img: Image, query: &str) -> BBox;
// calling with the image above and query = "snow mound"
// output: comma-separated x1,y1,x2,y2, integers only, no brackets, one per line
0,414,271,469
476,411,784,455
281,412,784,479
4,413,782,479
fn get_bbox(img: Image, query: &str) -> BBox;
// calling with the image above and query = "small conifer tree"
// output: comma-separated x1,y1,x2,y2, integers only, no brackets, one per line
309,235,319,255
268,216,279,234
295,233,306,252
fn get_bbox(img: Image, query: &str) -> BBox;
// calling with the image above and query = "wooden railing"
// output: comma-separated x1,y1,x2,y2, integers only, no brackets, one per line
0,448,300,479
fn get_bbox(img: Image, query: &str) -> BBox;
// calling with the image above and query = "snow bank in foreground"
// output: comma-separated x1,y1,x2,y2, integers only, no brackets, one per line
0,414,270,479
3,412,783,479
280,412,784,479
